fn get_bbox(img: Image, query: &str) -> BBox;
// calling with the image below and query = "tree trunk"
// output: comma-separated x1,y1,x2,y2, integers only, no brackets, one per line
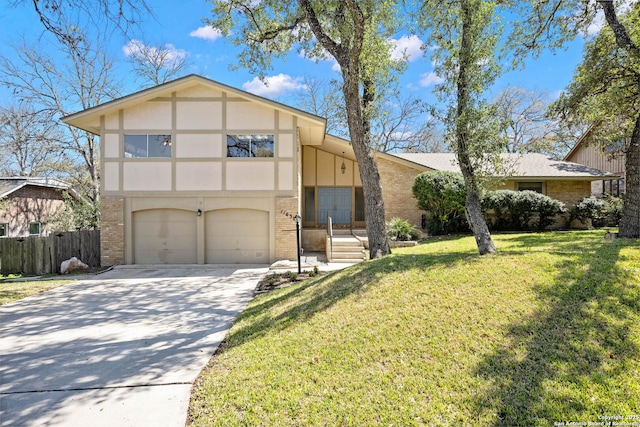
456,0,496,255
619,114,640,238
598,1,640,238
300,0,391,259
342,73,391,259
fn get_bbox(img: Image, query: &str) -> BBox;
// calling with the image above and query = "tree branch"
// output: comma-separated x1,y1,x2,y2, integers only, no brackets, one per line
597,0,640,56
298,0,342,60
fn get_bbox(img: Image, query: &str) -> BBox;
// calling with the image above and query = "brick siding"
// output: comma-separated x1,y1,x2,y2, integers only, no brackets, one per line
275,197,299,261
546,180,592,207
0,186,66,237
100,196,125,266
377,156,425,229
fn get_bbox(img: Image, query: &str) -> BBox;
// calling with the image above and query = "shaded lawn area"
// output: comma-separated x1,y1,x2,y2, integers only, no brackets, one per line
0,279,74,305
189,231,640,426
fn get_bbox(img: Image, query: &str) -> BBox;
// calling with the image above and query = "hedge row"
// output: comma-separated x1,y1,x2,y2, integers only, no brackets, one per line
412,171,622,235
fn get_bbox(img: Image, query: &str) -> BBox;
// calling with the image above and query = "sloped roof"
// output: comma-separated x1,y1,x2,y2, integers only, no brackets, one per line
0,177,78,198
62,74,327,143
564,121,601,161
393,152,618,180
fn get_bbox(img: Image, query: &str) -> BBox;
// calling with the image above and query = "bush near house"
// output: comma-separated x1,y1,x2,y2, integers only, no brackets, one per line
482,190,566,231
412,170,568,234
385,217,419,241
412,171,468,235
602,195,623,226
571,195,623,228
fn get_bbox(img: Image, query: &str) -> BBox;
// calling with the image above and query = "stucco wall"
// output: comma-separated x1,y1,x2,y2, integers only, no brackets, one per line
100,86,298,196
96,81,309,264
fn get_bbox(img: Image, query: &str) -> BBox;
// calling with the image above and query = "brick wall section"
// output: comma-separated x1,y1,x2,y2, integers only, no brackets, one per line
377,156,425,228
275,197,299,261
100,196,125,266
0,186,66,237
547,180,593,228
546,180,591,207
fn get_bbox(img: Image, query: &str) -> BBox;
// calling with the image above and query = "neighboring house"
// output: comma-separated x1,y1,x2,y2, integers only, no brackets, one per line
62,74,615,266
0,177,78,238
564,124,626,196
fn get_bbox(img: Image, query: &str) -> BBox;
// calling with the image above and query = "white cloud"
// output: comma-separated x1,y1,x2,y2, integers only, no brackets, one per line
122,39,144,56
190,26,223,41
419,71,445,87
586,1,633,37
242,74,307,97
123,40,188,65
586,10,605,36
390,35,423,62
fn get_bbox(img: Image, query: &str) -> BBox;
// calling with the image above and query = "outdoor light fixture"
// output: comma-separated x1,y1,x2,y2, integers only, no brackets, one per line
197,209,202,217
341,151,346,174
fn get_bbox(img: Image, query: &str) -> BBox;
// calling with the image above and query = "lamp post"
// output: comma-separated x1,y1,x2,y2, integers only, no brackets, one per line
294,214,301,274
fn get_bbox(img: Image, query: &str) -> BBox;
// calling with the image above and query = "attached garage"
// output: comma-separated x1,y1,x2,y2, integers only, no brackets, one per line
205,209,269,264
133,209,197,264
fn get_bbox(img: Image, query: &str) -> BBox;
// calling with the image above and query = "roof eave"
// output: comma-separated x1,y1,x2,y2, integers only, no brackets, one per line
62,74,327,136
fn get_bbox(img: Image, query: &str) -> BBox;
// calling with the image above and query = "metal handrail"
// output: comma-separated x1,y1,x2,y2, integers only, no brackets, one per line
327,215,333,261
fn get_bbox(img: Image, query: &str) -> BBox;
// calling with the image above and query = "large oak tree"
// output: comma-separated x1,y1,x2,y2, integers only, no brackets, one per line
552,1,640,238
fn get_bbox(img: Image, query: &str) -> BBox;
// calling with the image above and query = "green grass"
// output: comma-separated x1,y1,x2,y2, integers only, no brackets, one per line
188,231,640,426
0,279,74,305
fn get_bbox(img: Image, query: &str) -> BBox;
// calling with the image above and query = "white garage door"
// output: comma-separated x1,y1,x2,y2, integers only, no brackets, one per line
206,209,269,264
133,209,197,264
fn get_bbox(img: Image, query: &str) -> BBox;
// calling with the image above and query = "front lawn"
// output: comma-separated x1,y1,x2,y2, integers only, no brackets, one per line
188,231,640,426
0,279,74,305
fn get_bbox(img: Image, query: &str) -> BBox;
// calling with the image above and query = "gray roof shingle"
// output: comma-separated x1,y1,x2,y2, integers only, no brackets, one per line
0,177,75,198
392,153,618,179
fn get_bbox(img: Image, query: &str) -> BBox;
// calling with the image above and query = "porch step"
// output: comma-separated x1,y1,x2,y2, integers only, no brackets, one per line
329,234,366,263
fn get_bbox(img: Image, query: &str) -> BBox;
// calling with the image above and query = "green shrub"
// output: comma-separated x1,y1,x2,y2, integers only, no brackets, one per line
570,195,623,227
412,171,468,235
570,197,606,226
482,190,565,231
602,195,623,226
535,194,567,230
386,218,418,241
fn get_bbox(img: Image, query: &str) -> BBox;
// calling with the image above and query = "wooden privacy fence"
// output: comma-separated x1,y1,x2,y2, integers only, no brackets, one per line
0,230,100,276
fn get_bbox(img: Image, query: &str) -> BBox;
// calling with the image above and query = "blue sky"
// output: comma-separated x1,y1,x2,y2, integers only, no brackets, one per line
0,1,604,112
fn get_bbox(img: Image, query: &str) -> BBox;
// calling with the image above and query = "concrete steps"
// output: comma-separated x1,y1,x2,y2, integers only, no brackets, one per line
329,234,366,263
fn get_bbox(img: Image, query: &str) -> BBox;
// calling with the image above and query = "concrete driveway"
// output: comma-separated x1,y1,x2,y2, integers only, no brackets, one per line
0,265,268,427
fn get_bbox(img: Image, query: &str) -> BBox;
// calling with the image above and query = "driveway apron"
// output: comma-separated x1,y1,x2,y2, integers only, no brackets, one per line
0,265,268,426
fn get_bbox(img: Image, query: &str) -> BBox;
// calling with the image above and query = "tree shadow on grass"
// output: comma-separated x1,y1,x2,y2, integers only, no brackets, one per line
218,249,478,352
473,235,640,426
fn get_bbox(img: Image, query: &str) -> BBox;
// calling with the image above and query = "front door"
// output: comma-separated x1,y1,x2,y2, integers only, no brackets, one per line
318,187,351,225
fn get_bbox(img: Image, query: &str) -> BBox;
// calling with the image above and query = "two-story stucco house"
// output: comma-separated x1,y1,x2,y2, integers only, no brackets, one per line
63,74,616,266
63,74,334,265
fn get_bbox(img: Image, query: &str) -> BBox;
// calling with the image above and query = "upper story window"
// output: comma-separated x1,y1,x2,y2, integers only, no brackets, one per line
227,134,274,158
29,222,40,236
0,223,7,237
517,182,543,194
124,134,172,158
